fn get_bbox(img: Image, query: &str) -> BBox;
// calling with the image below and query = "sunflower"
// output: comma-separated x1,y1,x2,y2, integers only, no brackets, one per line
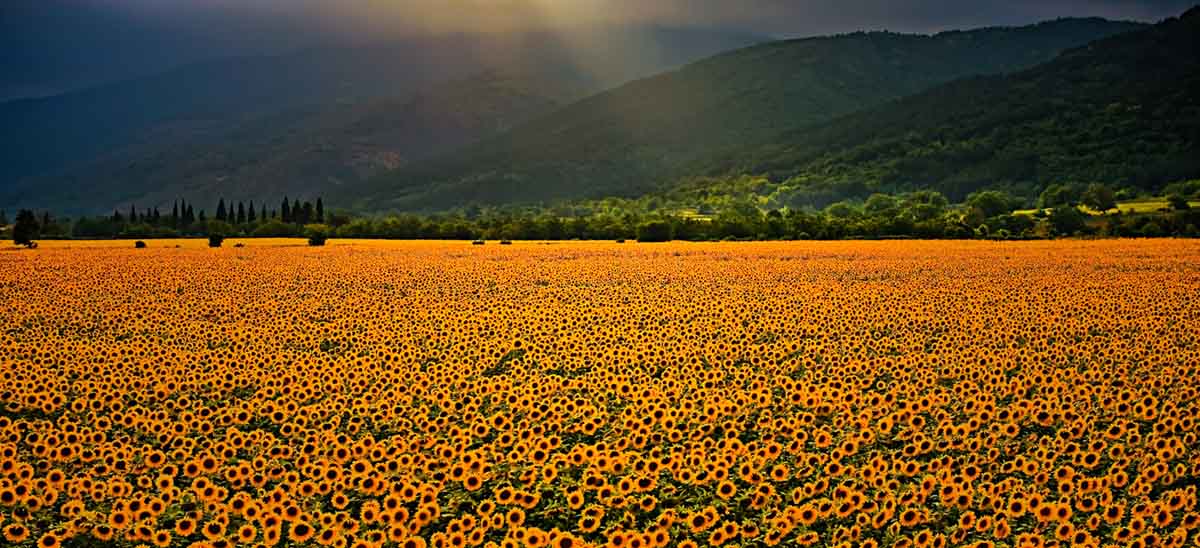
3,524,30,543
152,530,173,548
37,532,60,548
290,522,316,543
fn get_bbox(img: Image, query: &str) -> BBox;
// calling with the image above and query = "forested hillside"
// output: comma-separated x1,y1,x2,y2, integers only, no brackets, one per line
351,18,1144,211
3,73,589,214
0,27,764,214
706,6,1200,207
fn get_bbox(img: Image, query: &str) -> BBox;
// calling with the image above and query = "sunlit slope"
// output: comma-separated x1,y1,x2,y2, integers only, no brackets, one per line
351,17,1143,210
710,7,1200,201
0,27,765,214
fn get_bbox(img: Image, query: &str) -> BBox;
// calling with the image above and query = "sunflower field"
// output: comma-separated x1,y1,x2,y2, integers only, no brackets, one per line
1,239,1198,548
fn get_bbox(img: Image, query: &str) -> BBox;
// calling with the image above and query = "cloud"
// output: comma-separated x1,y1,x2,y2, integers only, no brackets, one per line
2,0,1193,99
37,0,1196,37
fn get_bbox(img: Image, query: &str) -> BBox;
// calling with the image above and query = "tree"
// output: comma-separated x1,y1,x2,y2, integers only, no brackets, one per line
824,201,858,219
864,193,899,218
13,210,39,247
1081,183,1117,212
281,197,292,223
905,191,949,222
236,202,246,224
327,211,352,228
1168,194,1191,211
301,201,315,225
1039,184,1081,209
252,220,296,237
0,210,8,225
216,199,227,222
966,190,1014,219
1048,206,1088,235
765,209,785,238
636,221,672,242
38,212,67,238
316,198,325,224
206,220,233,248
305,224,331,246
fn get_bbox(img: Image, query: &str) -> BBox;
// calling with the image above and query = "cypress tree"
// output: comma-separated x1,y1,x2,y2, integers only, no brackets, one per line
130,204,137,224
316,198,325,224
216,199,227,222
236,202,246,224
248,201,256,223
281,197,291,223
172,201,179,226
293,199,303,224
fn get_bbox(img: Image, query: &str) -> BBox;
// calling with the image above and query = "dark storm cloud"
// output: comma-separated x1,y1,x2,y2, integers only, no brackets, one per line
2,0,1193,99
715,0,1197,34
54,0,1187,35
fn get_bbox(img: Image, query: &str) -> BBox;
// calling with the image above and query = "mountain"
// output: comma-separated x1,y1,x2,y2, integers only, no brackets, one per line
0,26,764,213
4,72,590,213
703,7,1200,206
347,17,1145,211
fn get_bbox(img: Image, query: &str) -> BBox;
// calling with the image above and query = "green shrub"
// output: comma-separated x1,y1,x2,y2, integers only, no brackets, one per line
206,220,233,248
305,224,331,246
252,220,297,237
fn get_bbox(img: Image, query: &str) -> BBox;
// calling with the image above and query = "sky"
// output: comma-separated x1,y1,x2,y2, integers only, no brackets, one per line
2,0,1195,100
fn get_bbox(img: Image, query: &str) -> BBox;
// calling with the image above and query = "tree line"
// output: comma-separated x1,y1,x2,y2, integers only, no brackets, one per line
4,186,1199,247
60,197,327,239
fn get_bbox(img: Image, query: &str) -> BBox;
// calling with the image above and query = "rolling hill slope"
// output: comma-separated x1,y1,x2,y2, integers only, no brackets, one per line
3,73,590,213
0,26,765,213
349,17,1144,211
706,6,1200,205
